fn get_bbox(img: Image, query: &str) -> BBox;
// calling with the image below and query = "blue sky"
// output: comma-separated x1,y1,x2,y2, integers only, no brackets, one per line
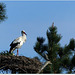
0,1,75,58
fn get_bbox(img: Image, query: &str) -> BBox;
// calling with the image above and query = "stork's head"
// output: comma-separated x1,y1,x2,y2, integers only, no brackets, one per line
21,30,27,36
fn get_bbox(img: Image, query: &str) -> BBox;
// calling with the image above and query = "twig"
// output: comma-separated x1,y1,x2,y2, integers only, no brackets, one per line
0,65,7,70
37,61,52,74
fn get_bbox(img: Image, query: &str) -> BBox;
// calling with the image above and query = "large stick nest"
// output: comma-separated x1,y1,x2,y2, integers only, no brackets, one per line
0,55,42,73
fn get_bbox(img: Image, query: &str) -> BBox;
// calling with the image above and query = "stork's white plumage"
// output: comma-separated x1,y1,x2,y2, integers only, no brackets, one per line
9,30,27,55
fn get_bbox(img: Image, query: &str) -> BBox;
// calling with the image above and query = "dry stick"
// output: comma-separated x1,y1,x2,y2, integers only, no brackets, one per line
37,61,52,74
0,64,26,73
0,65,7,70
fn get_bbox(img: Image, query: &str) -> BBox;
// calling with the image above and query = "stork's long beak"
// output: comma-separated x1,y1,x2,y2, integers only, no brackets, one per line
25,32,27,36
25,33,27,36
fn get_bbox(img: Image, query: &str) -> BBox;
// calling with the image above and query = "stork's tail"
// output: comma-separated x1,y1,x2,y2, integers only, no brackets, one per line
9,49,15,55
9,50,11,54
9,48,13,54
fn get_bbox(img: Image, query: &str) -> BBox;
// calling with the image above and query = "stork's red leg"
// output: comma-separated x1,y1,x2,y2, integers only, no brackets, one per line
17,49,19,56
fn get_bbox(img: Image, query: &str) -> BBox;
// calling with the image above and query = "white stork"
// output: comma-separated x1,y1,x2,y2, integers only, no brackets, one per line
9,30,27,56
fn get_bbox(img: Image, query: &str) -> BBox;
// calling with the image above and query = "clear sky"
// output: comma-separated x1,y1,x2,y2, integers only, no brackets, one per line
0,1,75,58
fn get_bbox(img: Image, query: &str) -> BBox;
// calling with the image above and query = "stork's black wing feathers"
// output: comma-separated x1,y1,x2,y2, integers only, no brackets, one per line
10,42,20,48
9,42,20,53
10,37,21,46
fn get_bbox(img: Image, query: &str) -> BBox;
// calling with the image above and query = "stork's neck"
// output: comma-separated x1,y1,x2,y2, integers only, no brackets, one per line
22,33,26,38
22,33,26,42
22,33,25,36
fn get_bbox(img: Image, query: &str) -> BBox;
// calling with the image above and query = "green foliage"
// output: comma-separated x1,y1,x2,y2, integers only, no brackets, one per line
0,50,14,56
72,55,75,66
34,23,75,73
69,38,75,50
0,3,7,22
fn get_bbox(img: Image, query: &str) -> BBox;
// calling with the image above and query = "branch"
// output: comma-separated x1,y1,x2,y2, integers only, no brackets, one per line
37,61,52,74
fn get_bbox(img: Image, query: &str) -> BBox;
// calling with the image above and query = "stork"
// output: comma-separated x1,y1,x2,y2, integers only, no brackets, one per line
9,30,27,56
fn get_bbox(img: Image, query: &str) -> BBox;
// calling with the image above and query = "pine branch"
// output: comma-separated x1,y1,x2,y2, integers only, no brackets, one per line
37,61,52,74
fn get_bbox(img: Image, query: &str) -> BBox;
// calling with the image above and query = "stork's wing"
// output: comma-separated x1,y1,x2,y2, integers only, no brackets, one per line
10,37,21,46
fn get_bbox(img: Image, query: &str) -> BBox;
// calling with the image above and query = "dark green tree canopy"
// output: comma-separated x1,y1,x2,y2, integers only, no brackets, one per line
0,3,7,22
34,23,75,73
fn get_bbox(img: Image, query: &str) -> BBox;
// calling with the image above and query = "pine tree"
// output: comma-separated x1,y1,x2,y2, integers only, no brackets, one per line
34,23,75,73
0,3,7,22
34,23,62,73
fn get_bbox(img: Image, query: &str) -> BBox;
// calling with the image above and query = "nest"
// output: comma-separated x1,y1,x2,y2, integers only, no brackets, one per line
0,55,42,74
